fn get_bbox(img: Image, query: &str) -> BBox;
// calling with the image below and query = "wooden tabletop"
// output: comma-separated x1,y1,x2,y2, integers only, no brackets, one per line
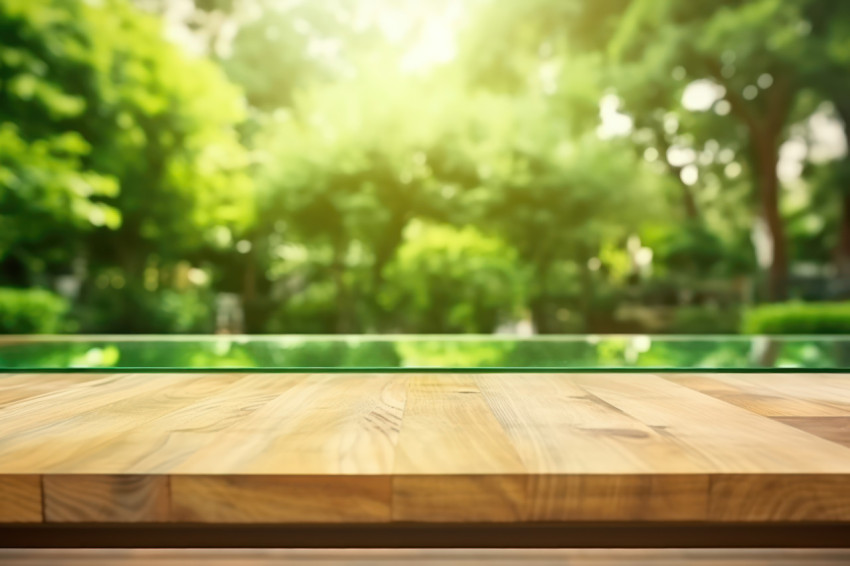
1,372,850,525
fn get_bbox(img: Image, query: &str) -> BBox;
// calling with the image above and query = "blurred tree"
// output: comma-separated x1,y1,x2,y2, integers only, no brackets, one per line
609,0,818,301
487,138,657,332
463,94,658,331
801,1,850,278
0,287,70,333
132,0,245,57
456,0,667,330
1,0,252,332
0,0,120,284
253,69,465,331
381,221,527,333
72,0,251,278
223,0,365,110
8,0,850,335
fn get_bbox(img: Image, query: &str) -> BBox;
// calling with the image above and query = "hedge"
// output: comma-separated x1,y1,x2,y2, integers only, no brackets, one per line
743,301,850,334
0,288,69,334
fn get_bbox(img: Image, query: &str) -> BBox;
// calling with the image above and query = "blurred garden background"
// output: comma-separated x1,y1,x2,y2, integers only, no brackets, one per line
3,0,850,336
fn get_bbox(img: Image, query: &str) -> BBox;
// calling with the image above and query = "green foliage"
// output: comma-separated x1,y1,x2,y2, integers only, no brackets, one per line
743,302,850,334
647,223,755,278
223,0,363,110
0,288,69,333
668,307,741,335
396,340,516,367
0,0,252,265
0,0,121,276
4,0,850,335
70,0,253,260
78,286,214,334
1,0,252,331
607,0,823,300
264,280,339,334
381,222,527,333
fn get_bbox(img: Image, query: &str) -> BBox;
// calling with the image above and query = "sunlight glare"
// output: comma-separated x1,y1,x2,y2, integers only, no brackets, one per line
360,0,464,72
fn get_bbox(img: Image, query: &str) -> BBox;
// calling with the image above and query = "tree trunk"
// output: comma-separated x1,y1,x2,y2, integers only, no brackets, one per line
529,296,551,334
833,102,850,279
658,138,700,221
240,243,259,332
529,261,553,334
243,246,257,304
837,192,850,278
705,60,794,303
754,138,789,302
680,180,700,221
331,242,353,333
578,244,594,331
370,215,406,324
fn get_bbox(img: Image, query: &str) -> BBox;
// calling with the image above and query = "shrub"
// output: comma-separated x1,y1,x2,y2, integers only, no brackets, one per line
0,288,70,333
381,222,527,333
264,280,339,334
668,307,741,334
743,302,850,334
78,285,214,333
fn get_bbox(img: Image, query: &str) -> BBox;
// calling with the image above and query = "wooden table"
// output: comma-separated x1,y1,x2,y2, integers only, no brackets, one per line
1,372,850,547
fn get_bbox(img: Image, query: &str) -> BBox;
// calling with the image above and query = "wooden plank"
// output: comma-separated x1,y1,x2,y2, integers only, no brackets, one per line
572,374,850,473
469,375,712,521
523,474,708,522
0,374,243,474
2,372,850,525
668,374,850,417
43,475,170,523
474,373,708,473
740,373,850,408
0,375,105,408
0,475,41,523
393,475,713,524
171,475,391,523
42,374,295,474
773,417,850,448
392,475,526,522
0,374,201,441
391,374,526,521
175,373,406,474
143,373,295,434
393,374,525,475
708,474,850,522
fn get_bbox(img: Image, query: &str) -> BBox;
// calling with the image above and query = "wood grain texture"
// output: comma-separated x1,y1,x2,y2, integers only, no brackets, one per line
175,373,405,474
1,372,850,525
773,417,850,448
738,373,850,412
523,474,709,522
392,474,527,522
668,374,850,417
474,373,706,473
0,476,41,523
0,373,243,474
171,475,391,523
571,374,850,473
43,475,170,523
707,474,850,522
0,374,104,409
393,374,524,475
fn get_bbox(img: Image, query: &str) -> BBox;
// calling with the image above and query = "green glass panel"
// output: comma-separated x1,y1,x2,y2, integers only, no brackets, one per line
1,336,849,372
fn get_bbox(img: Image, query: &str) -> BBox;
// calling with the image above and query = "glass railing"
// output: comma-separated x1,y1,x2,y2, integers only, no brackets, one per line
1,335,849,372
